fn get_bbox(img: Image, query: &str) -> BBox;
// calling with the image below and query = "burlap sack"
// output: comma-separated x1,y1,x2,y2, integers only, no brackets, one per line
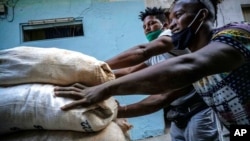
0,121,130,141
0,46,115,86
0,83,118,135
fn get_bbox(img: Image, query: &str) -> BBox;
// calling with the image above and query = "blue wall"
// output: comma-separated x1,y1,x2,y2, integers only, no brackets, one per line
0,0,165,140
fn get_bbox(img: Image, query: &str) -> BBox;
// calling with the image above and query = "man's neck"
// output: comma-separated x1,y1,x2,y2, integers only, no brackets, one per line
189,24,212,52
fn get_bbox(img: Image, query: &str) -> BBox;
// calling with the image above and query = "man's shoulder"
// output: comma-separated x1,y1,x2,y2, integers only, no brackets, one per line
213,21,250,34
159,29,172,37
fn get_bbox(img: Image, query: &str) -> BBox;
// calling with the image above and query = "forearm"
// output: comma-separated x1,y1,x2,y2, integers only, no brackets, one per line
117,95,166,118
113,69,130,78
106,36,173,69
106,45,149,69
118,103,161,118
114,63,147,78
106,58,194,95
117,86,193,118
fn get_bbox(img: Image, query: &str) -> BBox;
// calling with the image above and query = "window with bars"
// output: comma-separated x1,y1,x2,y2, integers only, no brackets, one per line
242,5,250,22
20,17,84,42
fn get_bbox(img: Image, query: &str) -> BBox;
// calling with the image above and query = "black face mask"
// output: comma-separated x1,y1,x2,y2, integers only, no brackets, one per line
172,27,194,50
171,9,205,50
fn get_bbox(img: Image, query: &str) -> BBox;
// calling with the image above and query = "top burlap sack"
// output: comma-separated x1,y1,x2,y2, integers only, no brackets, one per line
0,46,115,86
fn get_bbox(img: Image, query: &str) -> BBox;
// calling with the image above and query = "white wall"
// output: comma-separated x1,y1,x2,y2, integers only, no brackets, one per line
213,0,249,27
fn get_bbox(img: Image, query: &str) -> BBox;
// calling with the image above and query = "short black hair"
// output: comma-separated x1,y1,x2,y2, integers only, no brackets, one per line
138,7,168,24
171,0,223,22
198,0,223,22
208,0,223,22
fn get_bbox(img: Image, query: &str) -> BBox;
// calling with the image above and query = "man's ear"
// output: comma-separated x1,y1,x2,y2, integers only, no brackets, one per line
200,8,209,21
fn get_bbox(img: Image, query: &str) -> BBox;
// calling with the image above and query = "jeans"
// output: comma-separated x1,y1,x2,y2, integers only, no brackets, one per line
170,108,220,141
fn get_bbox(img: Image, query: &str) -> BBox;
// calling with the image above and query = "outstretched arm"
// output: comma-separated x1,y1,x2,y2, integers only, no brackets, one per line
117,94,167,118
113,62,147,78
106,36,173,69
54,41,244,110
117,85,193,118
105,42,244,94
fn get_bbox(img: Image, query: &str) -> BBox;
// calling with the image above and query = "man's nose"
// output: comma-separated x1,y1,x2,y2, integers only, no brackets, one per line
169,19,176,30
145,25,151,32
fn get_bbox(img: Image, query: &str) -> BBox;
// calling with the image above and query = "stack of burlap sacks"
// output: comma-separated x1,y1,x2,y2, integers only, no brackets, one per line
0,46,132,141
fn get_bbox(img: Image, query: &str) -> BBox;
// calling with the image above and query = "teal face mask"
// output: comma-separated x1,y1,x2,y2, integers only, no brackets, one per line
146,29,162,41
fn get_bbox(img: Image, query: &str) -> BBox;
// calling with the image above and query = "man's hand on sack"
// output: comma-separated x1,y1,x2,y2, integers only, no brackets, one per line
54,83,112,110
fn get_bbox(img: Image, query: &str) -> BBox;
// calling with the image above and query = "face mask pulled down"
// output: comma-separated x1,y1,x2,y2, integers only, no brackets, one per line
171,9,205,50
146,29,162,41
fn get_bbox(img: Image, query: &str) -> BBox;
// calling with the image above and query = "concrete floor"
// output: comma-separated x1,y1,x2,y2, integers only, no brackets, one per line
135,134,171,141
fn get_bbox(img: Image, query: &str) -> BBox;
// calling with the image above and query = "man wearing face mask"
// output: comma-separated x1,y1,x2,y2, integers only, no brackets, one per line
171,10,204,50
114,7,220,141
55,7,221,141
112,8,182,79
